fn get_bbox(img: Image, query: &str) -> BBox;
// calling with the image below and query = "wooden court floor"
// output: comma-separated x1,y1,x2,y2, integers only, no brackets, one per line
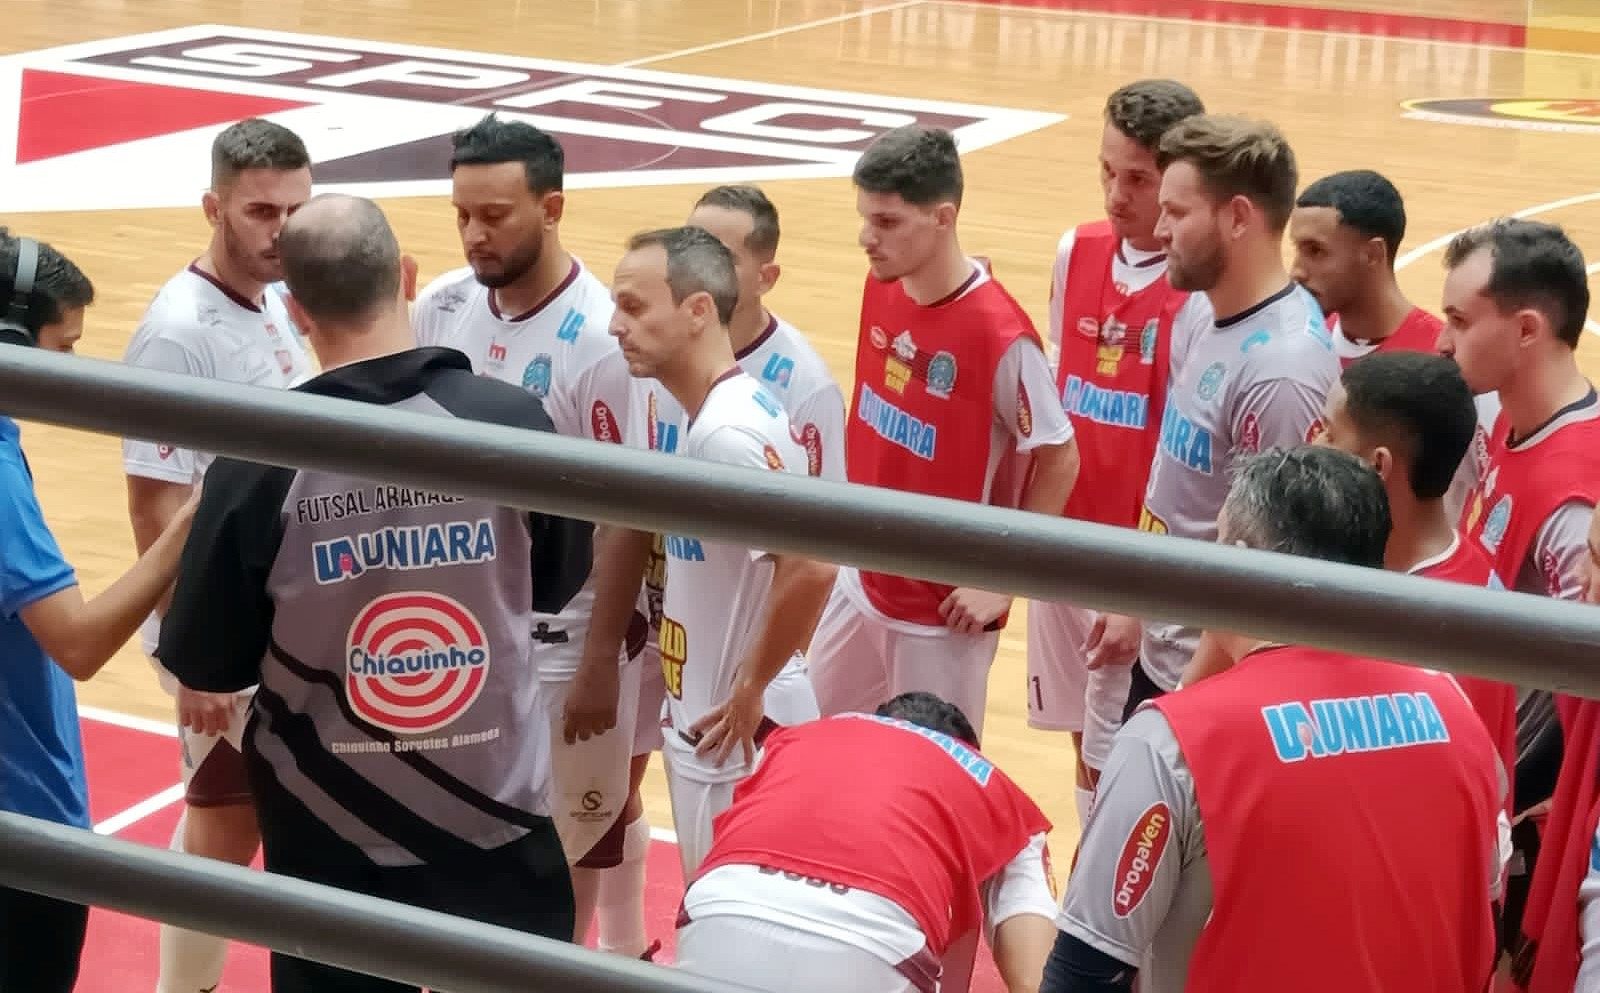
7,0,1600,871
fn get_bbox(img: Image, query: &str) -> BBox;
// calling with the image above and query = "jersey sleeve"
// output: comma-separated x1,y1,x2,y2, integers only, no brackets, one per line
0,456,77,618
1166,295,1213,381
1528,499,1594,601
570,348,632,444
1057,707,1197,969
157,458,291,692
122,331,209,483
792,382,848,482
1047,230,1077,370
994,338,1074,453
980,831,1060,945
1228,376,1326,456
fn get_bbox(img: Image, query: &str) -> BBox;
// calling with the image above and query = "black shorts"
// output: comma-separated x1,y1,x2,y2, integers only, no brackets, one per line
1121,660,1168,723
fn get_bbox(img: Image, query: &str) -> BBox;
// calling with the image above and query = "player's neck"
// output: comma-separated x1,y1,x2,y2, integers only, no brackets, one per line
728,304,771,356
1502,351,1592,442
492,244,573,319
664,339,740,421
1336,280,1413,344
1385,495,1456,574
900,242,974,306
309,311,413,372
1205,243,1289,323
196,248,265,309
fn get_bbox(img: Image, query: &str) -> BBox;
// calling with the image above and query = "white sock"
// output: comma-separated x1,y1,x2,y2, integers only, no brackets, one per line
596,814,651,957
157,811,228,993
570,865,602,945
1075,786,1095,832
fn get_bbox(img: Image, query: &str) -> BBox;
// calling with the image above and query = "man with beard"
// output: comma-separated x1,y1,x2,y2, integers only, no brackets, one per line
1288,170,1443,364
410,113,641,954
122,116,315,993
1094,114,1340,722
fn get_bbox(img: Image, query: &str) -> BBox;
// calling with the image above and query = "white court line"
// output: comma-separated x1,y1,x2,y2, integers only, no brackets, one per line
614,0,925,68
649,825,680,845
1393,190,1600,338
93,784,185,836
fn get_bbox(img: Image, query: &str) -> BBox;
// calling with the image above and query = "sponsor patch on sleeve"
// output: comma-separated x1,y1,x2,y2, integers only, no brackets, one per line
1017,382,1034,438
591,400,619,443
1112,802,1172,918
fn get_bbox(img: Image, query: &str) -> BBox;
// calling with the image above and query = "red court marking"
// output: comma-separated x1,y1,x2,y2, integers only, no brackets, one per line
974,0,1527,46
76,712,1006,991
16,69,309,164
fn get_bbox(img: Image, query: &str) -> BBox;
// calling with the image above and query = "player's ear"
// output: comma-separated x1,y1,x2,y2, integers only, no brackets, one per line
202,188,222,228
1226,194,1253,238
934,200,958,231
400,254,419,302
1370,445,1395,484
758,260,780,296
542,189,566,227
1515,306,1546,350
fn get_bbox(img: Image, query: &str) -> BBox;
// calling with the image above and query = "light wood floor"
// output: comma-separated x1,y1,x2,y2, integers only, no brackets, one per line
7,0,1600,877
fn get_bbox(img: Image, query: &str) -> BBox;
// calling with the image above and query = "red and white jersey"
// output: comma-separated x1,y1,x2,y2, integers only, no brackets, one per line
123,264,315,655
846,262,1073,627
411,259,630,443
1328,306,1443,367
659,370,808,782
695,713,1052,979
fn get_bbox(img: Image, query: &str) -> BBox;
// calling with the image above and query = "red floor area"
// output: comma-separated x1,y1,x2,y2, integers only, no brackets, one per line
75,711,1005,991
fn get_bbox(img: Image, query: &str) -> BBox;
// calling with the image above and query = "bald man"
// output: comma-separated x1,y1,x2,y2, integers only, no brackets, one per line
159,194,594,992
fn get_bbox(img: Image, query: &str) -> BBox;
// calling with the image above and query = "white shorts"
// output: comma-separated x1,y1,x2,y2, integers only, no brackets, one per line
150,656,256,807
677,915,914,993
539,653,643,868
633,645,667,756
1025,600,1092,732
1080,663,1133,774
806,573,999,736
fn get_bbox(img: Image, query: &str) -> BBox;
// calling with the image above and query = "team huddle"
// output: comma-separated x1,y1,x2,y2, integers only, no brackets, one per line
3,73,1600,993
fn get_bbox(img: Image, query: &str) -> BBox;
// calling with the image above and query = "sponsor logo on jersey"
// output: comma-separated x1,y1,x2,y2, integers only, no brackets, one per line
1076,316,1099,340
1238,411,1261,455
752,386,783,418
0,26,1062,214
892,330,918,362
555,308,585,343
858,384,938,460
761,352,795,390
313,519,497,585
591,399,620,443
1096,317,1128,375
1042,842,1059,901
1158,403,1213,474
1262,691,1451,763
1016,382,1033,438
1402,97,1600,135
1481,494,1511,552
1113,803,1171,918
1139,318,1158,365
157,444,174,460
1195,361,1226,401
1061,375,1148,430
792,422,823,477
1137,506,1168,535
521,353,552,398
1303,416,1325,443
659,617,687,699
926,350,957,399
664,535,705,561
487,340,508,364
1240,329,1270,354
345,591,489,734
1542,547,1564,598
869,325,889,351
856,714,994,784
763,444,786,471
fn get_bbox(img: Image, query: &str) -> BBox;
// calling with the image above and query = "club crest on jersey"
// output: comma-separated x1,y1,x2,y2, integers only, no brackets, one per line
345,591,489,734
1195,361,1226,401
1481,495,1512,552
1139,319,1158,365
892,330,918,361
1113,803,1171,918
926,351,957,399
521,354,553,398
763,444,787,471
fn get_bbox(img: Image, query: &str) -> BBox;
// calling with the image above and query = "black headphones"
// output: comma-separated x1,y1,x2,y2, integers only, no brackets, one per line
0,236,41,347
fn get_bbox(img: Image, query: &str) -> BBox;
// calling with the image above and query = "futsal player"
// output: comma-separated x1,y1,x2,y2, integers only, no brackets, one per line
1030,79,1203,827
120,117,314,993
806,124,1080,737
410,113,640,944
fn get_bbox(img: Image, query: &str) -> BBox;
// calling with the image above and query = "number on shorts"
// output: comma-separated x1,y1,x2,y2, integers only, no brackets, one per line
1031,675,1043,712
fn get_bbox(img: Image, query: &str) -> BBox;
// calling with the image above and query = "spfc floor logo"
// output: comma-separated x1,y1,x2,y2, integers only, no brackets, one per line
0,25,1064,213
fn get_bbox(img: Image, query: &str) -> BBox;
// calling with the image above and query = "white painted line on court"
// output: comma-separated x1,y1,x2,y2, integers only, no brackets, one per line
615,0,925,68
79,704,178,738
649,825,680,845
93,784,184,836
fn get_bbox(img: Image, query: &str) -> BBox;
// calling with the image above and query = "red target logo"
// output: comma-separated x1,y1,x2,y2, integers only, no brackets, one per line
345,591,490,734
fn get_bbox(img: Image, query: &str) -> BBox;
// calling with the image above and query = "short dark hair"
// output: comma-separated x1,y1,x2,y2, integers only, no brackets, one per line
1157,115,1298,232
694,185,781,260
625,226,739,326
875,691,980,749
1104,80,1205,149
449,113,564,193
211,118,310,189
1296,170,1407,262
0,229,94,331
278,194,401,324
1443,218,1589,349
1222,446,1391,569
1341,352,1476,501
852,125,963,208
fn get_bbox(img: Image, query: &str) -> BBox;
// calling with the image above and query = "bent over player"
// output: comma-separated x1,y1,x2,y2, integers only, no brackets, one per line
161,195,590,993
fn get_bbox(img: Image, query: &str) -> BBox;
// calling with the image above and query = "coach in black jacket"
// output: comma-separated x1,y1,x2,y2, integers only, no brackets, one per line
160,193,592,993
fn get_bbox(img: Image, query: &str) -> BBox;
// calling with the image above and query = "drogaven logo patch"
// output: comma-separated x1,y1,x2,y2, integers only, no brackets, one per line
0,24,1064,213
345,591,489,735
1403,98,1600,134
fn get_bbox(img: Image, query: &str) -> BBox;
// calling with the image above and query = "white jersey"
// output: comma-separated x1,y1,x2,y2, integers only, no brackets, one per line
411,258,631,680
123,264,315,656
659,370,808,782
733,313,847,482
1138,284,1338,689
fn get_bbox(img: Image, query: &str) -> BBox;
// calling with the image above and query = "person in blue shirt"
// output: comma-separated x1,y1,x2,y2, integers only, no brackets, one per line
0,229,199,992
